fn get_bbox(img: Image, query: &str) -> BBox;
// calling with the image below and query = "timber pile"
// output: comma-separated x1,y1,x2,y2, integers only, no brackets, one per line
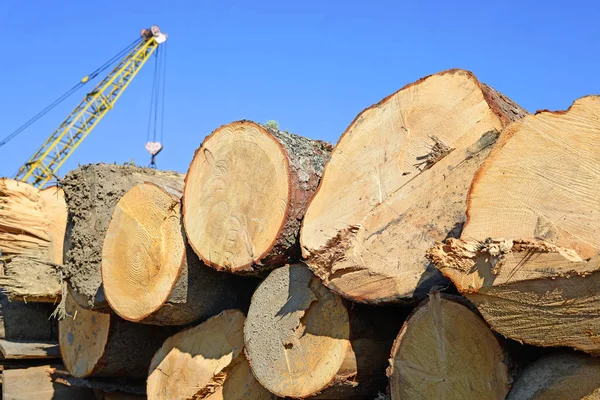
0,68,598,399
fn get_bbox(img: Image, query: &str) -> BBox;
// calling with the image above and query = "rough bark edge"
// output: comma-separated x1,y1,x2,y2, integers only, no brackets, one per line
0,256,62,302
464,95,599,234
102,182,186,323
49,367,146,395
299,68,528,259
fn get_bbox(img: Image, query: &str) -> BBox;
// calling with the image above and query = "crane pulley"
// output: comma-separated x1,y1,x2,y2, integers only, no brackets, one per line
1,25,168,188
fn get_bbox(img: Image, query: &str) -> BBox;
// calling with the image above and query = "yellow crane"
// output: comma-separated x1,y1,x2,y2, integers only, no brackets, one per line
2,25,168,188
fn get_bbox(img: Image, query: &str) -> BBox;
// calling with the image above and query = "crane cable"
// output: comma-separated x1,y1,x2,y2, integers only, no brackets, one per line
0,37,143,149
145,42,167,168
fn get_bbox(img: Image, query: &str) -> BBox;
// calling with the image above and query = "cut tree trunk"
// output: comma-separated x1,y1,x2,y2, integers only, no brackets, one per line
183,120,332,275
460,95,600,260
428,238,600,354
147,309,276,400
0,339,60,359
61,163,184,311
300,69,527,303
0,256,61,302
387,291,509,400
0,179,66,264
244,263,402,399
2,365,96,400
102,182,256,325
0,293,57,341
507,352,600,400
58,291,174,378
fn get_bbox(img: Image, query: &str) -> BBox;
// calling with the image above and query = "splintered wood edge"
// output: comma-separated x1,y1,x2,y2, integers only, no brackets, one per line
182,120,292,273
102,183,185,322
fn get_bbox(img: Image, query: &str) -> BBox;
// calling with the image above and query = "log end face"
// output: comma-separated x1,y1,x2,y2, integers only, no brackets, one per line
183,120,291,274
244,263,351,398
59,292,111,378
102,183,185,323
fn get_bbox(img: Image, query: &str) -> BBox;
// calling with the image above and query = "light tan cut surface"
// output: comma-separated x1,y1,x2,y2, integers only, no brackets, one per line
429,238,600,354
183,121,289,271
2,365,95,400
463,96,600,259
59,292,111,377
301,69,525,302
0,339,60,359
0,179,66,263
244,263,350,398
102,183,184,322
507,352,600,400
147,309,275,400
388,292,509,399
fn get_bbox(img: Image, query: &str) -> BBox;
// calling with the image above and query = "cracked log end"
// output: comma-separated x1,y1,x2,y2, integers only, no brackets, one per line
59,292,173,378
388,291,509,400
463,95,600,260
507,352,600,400
0,178,66,264
183,120,331,275
428,238,600,354
147,309,275,400
300,69,527,303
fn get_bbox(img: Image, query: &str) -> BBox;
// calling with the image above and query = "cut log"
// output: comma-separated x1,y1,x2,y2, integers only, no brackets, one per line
0,179,66,263
428,238,600,354
300,69,527,303
102,182,256,325
50,367,146,396
2,365,96,400
147,309,275,400
58,291,173,378
183,120,332,275
507,352,600,400
0,256,61,302
387,291,509,400
461,95,600,260
61,163,184,310
0,294,57,341
244,263,401,399
0,339,60,359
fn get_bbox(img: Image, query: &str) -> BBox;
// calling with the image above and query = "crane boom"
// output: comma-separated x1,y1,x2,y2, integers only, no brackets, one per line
14,26,167,188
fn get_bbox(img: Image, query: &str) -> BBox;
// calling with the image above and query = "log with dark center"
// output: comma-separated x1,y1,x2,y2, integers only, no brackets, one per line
183,120,332,275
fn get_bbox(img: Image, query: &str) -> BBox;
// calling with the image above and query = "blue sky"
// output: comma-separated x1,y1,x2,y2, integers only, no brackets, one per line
1,0,598,179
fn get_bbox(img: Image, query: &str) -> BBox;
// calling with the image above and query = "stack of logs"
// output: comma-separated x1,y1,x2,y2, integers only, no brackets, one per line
1,68,599,400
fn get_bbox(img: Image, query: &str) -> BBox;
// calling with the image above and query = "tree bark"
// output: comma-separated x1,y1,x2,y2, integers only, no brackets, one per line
300,69,527,304
0,293,57,341
61,163,185,311
58,291,174,378
244,263,402,399
183,120,332,275
461,95,600,259
387,291,510,400
0,179,66,264
0,256,61,302
428,238,600,355
507,352,600,400
147,309,276,400
102,182,257,325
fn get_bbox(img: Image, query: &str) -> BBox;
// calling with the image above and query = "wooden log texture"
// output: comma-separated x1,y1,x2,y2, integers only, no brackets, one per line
58,291,174,378
0,255,61,302
147,309,276,400
387,291,509,400
2,365,96,400
183,120,332,275
507,352,600,400
244,263,401,399
61,163,184,310
428,238,600,354
460,95,600,259
0,293,57,341
300,69,527,303
102,182,256,325
0,179,66,263
0,339,60,359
